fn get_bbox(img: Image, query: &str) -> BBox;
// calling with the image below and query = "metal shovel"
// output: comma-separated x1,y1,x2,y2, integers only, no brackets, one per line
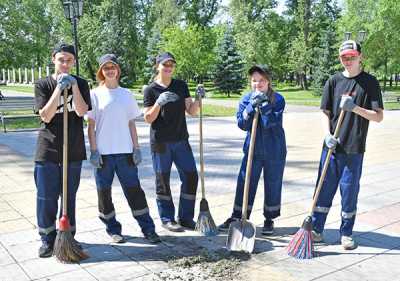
226,107,259,253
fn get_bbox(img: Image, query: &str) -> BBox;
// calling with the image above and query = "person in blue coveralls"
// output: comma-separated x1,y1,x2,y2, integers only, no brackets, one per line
143,52,201,232
218,65,287,236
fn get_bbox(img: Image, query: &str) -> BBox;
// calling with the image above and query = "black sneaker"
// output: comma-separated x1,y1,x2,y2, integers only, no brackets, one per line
144,232,162,244
261,220,274,236
218,217,239,232
161,221,184,232
38,242,53,258
177,219,196,230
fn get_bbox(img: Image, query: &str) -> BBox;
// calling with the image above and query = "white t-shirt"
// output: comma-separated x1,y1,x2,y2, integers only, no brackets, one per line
87,86,141,155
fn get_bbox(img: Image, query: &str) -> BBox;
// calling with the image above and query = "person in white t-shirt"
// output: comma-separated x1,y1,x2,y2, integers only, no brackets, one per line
87,54,160,244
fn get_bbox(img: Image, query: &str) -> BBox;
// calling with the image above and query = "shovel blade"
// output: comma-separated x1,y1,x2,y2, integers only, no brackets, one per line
226,220,256,253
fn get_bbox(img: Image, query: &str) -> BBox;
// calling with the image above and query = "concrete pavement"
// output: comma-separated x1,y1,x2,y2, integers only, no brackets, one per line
0,91,399,280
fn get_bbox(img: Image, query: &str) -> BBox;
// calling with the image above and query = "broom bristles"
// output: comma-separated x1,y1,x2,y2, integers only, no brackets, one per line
287,216,314,259
53,230,88,263
195,211,218,236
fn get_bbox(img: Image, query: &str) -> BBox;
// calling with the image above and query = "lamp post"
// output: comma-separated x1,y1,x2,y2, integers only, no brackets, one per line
357,30,367,43
61,0,84,76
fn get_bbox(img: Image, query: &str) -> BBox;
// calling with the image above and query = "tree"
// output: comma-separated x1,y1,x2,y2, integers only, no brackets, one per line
213,26,245,97
288,0,313,90
178,0,220,27
161,25,217,81
310,0,341,95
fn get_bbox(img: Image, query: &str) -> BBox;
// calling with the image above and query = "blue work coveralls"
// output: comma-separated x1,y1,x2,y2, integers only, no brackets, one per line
231,92,287,221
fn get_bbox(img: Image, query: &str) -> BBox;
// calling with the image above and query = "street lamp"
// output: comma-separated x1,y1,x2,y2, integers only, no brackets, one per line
357,30,367,43
344,32,352,41
61,0,84,76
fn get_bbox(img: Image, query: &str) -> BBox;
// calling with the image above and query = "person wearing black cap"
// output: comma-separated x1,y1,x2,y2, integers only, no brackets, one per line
311,39,384,250
218,65,287,236
34,43,91,257
87,54,160,244
143,52,201,232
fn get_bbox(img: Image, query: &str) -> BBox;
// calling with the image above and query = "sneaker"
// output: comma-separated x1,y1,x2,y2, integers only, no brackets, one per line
261,220,274,236
341,235,357,250
178,219,196,230
38,242,53,258
161,221,184,232
111,234,126,244
218,217,239,232
312,230,324,243
144,232,162,244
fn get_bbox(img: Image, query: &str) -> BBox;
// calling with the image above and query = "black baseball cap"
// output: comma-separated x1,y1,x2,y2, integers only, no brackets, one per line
248,64,271,78
156,52,176,64
52,43,75,57
98,54,118,67
339,40,361,56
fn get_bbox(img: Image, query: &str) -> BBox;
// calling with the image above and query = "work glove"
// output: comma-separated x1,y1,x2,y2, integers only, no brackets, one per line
155,91,180,106
250,91,269,108
56,73,73,91
340,95,356,112
324,134,339,149
90,150,103,168
132,148,142,166
67,75,77,86
195,84,206,100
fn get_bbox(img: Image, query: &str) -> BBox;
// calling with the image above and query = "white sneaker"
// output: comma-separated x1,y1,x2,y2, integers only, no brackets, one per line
111,234,126,244
341,235,357,250
312,230,324,242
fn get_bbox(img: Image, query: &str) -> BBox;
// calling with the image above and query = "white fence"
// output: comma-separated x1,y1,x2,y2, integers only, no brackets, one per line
0,67,52,84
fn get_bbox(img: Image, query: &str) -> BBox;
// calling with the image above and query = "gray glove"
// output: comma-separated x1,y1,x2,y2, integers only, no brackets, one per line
324,134,339,149
340,95,356,112
250,91,269,108
132,148,142,166
56,73,73,91
90,150,103,168
156,91,180,106
195,84,206,100
67,75,77,86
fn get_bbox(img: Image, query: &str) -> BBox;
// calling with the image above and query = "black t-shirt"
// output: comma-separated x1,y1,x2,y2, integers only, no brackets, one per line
34,75,92,163
321,71,383,154
143,79,190,144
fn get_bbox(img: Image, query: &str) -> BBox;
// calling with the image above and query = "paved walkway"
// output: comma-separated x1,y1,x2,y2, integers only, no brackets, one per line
0,90,399,280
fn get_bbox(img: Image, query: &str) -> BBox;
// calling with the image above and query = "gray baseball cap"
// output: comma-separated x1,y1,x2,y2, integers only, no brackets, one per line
98,54,118,67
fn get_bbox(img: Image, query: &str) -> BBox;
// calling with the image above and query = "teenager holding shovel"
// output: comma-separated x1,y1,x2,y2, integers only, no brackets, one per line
311,40,383,250
87,54,160,244
143,52,200,232
219,65,287,236
34,43,91,258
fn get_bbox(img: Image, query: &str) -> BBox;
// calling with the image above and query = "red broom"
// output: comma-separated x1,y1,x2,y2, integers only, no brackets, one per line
287,110,346,259
53,88,88,263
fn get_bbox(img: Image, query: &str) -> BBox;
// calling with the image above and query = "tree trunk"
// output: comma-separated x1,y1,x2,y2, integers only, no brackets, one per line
389,74,393,88
383,58,387,92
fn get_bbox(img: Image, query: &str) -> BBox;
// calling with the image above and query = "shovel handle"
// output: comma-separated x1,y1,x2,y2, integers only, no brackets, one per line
62,89,68,216
242,108,259,220
310,109,345,214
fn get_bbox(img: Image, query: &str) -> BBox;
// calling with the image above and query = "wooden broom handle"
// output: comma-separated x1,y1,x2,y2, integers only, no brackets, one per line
199,93,206,199
242,108,259,220
310,110,345,214
62,89,68,216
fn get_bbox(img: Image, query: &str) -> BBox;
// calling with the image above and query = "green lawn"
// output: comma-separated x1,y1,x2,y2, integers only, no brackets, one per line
201,104,237,117
0,85,34,93
1,110,41,131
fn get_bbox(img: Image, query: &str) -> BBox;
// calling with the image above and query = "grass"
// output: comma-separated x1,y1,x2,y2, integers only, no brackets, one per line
0,85,33,93
201,104,237,117
1,110,41,131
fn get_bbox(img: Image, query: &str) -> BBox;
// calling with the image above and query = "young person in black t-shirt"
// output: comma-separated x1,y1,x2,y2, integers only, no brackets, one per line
143,52,201,232
311,40,384,250
34,43,91,258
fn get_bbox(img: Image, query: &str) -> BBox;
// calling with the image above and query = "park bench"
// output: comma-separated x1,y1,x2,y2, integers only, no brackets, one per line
0,95,39,133
382,91,400,103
